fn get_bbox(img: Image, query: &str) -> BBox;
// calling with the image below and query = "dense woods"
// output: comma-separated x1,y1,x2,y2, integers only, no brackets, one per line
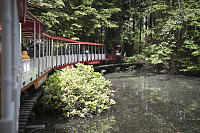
28,0,200,73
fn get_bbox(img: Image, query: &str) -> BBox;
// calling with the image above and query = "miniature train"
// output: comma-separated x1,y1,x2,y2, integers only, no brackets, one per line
19,9,124,92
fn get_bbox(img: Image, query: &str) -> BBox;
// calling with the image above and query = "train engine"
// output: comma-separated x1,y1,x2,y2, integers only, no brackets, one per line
106,44,124,63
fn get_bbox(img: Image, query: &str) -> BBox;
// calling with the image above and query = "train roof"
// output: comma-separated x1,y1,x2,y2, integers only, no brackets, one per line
50,35,77,43
42,34,105,46
22,10,43,38
76,41,106,46
18,0,27,23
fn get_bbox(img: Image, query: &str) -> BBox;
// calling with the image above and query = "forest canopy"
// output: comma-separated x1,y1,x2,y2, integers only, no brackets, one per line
28,0,200,73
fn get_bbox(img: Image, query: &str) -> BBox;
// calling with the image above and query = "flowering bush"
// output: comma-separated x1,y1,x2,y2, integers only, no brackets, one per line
42,63,115,117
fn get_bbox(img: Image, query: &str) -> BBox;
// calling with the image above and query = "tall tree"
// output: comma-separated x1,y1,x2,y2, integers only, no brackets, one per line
138,0,200,72
28,0,120,43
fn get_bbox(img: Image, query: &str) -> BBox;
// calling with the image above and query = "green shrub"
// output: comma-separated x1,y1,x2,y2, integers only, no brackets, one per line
42,63,115,117
125,56,138,62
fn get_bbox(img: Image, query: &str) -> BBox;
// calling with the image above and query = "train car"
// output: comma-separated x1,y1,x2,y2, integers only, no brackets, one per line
18,10,108,93
0,1,124,93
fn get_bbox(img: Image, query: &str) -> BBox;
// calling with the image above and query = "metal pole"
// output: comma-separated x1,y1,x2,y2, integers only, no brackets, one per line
71,44,74,63
34,19,36,58
46,38,48,70
65,43,67,64
61,41,63,65
48,38,50,67
102,46,103,59
38,23,41,75
43,37,45,57
12,0,20,132
56,40,58,65
46,38,48,56
42,36,45,73
19,23,22,88
78,44,80,62
68,45,70,63
56,40,58,56
0,0,15,132
48,38,50,69
49,38,50,57
95,46,96,60
1,0,13,118
52,39,53,67
88,45,90,61
84,45,86,61
61,41,62,55
38,23,41,58
104,46,106,59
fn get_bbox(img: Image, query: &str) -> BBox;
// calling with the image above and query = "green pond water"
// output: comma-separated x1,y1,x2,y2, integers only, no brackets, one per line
26,69,200,133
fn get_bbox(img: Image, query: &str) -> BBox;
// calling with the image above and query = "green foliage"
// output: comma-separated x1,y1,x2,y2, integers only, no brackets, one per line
141,44,172,64
28,0,120,42
28,0,200,72
135,0,200,72
125,55,138,62
42,63,115,117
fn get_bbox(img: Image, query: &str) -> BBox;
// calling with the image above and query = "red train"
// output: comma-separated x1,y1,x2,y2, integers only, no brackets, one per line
19,10,124,92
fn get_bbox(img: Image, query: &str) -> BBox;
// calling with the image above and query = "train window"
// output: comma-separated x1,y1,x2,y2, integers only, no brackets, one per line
69,45,72,55
64,44,67,55
69,45,71,55
53,40,57,56
96,46,99,54
22,38,28,50
74,45,76,54
27,40,34,58
72,45,75,54
75,45,77,54
48,38,51,56
65,45,69,55
43,38,46,56
85,45,89,54
71,45,73,54
88,45,90,54
72,45,74,54
62,43,65,55
45,39,49,56
21,38,30,60
100,46,102,54
77,45,79,54
58,41,61,55
46,39,48,56
50,39,53,56
36,41,40,58
92,46,95,54
71,45,74,54
91,46,94,54
80,45,85,54
60,42,62,55
40,41,43,57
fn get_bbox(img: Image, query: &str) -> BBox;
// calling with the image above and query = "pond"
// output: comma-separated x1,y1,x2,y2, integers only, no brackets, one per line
26,69,200,133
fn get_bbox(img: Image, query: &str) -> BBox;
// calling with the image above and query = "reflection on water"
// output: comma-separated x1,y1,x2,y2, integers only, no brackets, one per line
27,69,200,133
54,115,117,133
